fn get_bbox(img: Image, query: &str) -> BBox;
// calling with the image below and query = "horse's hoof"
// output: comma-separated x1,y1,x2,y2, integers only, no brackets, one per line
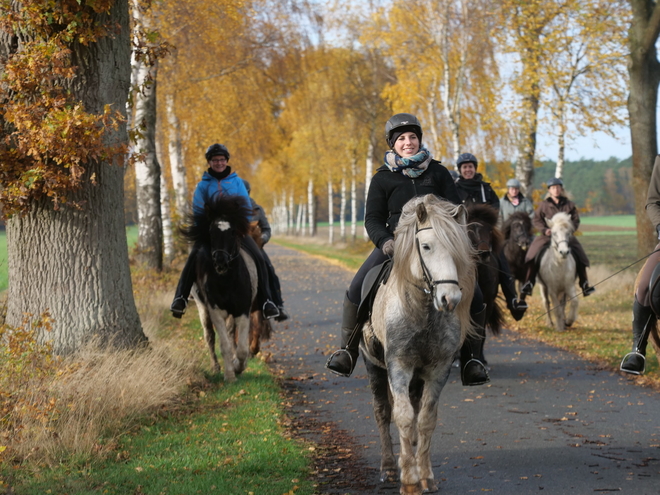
400,482,422,495
380,469,398,483
420,478,438,493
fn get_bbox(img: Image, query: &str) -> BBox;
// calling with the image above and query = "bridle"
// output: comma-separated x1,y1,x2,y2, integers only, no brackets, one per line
210,223,241,272
414,226,460,298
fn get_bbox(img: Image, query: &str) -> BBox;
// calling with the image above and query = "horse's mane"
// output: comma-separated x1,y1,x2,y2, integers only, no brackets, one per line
180,195,253,244
467,204,503,253
502,211,533,239
392,194,476,339
548,211,574,234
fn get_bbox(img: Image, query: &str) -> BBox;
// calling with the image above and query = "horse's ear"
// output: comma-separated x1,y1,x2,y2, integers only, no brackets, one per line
453,204,468,226
545,217,554,228
416,203,428,223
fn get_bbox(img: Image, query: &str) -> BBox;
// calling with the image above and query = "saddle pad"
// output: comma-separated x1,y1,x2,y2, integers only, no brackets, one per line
357,260,393,326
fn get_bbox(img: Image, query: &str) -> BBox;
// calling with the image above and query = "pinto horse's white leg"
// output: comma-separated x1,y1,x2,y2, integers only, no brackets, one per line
192,286,221,373
389,363,422,493
208,306,237,382
233,314,250,375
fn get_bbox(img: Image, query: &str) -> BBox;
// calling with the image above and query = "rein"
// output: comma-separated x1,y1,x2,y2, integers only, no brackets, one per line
415,226,460,297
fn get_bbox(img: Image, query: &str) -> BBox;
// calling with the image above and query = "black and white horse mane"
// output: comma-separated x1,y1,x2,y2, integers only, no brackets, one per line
181,195,253,244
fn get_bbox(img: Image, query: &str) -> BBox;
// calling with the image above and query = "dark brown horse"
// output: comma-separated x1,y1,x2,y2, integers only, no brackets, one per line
467,204,505,336
502,211,534,292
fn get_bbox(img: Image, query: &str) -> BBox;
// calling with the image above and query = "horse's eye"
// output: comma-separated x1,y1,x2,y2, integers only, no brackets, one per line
421,243,431,251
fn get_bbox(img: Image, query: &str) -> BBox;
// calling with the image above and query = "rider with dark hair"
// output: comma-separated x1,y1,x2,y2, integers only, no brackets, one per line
242,179,289,322
455,153,500,209
520,177,595,299
620,155,660,374
170,144,280,320
454,153,528,322
325,113,490,386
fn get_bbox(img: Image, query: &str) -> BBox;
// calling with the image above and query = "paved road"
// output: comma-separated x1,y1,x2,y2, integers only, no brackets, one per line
262,243,660,495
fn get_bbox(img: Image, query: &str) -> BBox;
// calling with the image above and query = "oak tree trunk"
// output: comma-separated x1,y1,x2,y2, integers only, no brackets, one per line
5,0,145,353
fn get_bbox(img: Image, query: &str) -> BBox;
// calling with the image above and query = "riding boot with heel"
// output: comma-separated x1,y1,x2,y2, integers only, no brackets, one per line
520,260,537,298
576,260,596,297
620,298,656,375
326,293,361,377
498,253,527,321
460,305,490,386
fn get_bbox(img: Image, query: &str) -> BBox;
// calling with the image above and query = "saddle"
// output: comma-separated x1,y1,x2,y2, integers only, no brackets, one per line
356,260,393,327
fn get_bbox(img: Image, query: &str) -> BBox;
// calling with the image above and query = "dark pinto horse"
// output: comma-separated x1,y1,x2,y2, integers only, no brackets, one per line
502,211,534,291
182,195,270,381
467,204,504,336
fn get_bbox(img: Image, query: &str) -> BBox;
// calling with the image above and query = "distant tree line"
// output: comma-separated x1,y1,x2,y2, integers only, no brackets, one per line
486,156,634,216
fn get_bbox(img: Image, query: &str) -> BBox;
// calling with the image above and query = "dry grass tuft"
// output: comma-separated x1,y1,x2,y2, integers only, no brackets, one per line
7,338,203,465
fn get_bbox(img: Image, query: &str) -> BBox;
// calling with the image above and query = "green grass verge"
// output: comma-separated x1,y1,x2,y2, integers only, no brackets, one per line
2,359,315,495
581,214,636,228
274,238,371,271
1,293,316,495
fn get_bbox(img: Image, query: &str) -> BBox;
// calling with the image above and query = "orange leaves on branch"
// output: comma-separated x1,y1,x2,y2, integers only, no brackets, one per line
0,0,127,217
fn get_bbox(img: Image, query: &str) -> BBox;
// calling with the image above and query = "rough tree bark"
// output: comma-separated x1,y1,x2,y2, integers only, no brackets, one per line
627,0,660,256
5,0,146,353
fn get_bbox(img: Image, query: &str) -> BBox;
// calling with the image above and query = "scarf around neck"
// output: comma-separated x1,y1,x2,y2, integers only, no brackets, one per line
384,147,432,178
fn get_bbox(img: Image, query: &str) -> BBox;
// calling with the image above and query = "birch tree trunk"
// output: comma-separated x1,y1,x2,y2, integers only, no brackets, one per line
133,60,163,270
307,178,315,237
351,158,357,242
5,0,145,353
327,179,334,244
340,175,346,240
166,93,188,219
364,138,374,240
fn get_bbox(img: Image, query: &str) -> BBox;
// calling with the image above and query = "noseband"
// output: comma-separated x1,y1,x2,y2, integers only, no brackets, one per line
415,226,460,297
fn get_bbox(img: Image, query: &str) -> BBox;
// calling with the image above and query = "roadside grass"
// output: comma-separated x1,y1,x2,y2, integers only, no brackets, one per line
1,260,316,495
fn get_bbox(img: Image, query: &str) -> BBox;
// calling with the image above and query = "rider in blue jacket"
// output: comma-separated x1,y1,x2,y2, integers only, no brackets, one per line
170,144,280,320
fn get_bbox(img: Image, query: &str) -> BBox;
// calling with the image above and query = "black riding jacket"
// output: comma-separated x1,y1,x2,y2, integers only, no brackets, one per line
365,159,462,250
455,173,500,210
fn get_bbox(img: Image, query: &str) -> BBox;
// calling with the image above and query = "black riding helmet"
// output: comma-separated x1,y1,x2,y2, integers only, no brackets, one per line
385,113,423,148
547,177,564,187
205,143,230,161
456,152,478,171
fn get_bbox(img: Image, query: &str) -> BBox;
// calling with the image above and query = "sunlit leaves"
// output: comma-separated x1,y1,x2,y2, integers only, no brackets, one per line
0,0,127,216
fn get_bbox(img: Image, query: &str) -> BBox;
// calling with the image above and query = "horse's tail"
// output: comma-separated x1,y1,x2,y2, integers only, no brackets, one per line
488,300,505,336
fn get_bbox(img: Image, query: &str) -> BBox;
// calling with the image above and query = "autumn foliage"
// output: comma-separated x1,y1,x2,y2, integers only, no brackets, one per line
0,0,126,217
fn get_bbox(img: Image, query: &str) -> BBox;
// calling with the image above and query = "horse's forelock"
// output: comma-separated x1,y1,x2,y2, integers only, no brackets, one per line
205,195,252,237
550,212,574,234
393,196,476,328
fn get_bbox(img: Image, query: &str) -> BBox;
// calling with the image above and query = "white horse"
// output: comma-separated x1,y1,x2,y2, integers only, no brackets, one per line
361,194,476,494
538,211,579,331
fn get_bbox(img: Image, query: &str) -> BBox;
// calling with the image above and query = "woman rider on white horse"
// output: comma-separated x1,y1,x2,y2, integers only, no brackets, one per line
325,113,490,386
620,155,660,374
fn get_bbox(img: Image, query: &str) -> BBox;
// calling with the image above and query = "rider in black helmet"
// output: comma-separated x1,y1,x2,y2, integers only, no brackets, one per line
325,113,490,386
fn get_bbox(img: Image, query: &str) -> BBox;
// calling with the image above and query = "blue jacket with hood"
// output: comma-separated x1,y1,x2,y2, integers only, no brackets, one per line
192,170,251,220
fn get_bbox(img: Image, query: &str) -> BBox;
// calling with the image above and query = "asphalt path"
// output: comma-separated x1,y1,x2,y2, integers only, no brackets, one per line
262,243,660,495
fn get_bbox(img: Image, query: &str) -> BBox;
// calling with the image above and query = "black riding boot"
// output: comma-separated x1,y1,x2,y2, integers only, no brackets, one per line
575,259,596,297
520,260,537,298
620,298,656,375
325,293,361,377
498,252,527,321
170,244,200,318
460,304,490,386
